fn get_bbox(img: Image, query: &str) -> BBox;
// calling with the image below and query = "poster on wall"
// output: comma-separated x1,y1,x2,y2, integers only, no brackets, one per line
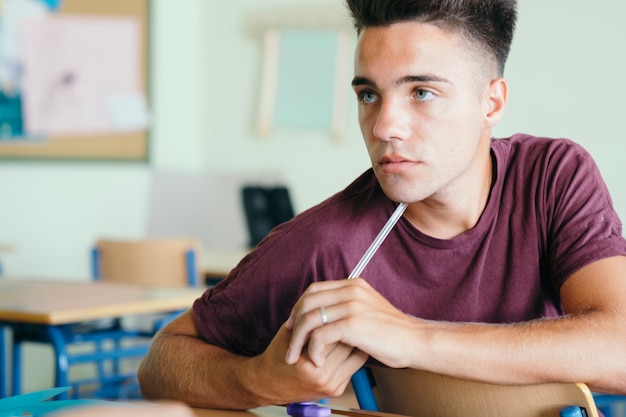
1,0,147,140
19,14,147,136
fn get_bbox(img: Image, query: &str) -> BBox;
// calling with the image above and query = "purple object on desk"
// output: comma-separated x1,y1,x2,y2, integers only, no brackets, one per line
287,402,331,417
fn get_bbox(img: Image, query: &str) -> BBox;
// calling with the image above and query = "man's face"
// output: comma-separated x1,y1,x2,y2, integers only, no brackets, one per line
353,22,495,205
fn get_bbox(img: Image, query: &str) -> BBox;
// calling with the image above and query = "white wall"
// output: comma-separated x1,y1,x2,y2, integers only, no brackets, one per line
1,0,625,393
495,0,626,222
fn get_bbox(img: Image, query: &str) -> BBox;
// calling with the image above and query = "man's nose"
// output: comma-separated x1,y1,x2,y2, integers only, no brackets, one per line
372,99,411,142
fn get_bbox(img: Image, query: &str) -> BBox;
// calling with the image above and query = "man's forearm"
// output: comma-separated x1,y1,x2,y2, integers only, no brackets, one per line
411,310,626,394
138,331,260,409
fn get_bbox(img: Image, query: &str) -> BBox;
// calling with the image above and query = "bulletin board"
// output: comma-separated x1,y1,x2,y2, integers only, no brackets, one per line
0,0,149,161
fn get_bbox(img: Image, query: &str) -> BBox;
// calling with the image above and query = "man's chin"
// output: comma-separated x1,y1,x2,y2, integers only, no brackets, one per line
379,182,433,205
374,170,428,201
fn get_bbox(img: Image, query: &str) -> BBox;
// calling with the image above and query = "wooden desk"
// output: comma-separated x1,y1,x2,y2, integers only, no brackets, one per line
192,406,297,417
0,279,203,325
191,405,406,417
0,279,205,398
46,403,406,417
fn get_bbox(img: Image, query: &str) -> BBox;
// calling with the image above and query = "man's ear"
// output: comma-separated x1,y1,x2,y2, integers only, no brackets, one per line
483,78,508,128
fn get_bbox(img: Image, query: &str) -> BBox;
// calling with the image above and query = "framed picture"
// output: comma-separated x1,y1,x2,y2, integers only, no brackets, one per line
248,6,353,140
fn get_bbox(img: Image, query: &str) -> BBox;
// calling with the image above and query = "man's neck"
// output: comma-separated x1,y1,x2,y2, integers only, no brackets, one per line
404,149,494,240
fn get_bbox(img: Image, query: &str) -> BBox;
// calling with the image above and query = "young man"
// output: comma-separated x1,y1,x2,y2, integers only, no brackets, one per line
138,0,626,409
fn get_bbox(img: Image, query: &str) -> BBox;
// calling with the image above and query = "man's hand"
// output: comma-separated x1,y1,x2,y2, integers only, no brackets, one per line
250,323,368,404
284,278,420,370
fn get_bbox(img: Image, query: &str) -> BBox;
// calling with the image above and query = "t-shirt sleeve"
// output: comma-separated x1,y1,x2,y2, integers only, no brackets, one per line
191,224,317,356
541,140,626,288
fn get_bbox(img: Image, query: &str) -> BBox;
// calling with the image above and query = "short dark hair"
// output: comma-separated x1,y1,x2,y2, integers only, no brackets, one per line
345,0,517,76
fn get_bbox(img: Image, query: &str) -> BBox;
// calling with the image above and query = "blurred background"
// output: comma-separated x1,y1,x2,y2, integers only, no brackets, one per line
0,0,625,394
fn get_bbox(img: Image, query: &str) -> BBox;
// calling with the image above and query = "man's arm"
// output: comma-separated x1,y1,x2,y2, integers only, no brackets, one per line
286,255,626,394
413,254,626,394
138,309,367,409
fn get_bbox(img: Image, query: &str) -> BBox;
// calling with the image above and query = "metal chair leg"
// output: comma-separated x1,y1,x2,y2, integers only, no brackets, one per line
11,340,22,396
46,326,70,400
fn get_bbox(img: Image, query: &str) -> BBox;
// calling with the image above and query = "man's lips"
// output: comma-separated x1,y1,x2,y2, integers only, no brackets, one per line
378,155,418,173
380,154,411,164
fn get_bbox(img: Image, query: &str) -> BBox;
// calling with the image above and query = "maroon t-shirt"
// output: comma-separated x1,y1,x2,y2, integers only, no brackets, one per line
193,135,626,356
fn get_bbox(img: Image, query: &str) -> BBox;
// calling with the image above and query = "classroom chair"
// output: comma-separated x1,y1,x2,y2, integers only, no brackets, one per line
91,238,201,287
90,237,202,334
11,238,201,400
349,366,626,417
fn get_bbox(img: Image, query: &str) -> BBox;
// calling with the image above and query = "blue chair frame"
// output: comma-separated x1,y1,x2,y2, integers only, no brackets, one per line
9,245,198,400
351,367,378,411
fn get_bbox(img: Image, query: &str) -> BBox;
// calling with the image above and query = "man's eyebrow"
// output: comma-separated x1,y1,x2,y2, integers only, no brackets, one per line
398,75,452,85
351,74,452,87
351,76,375,87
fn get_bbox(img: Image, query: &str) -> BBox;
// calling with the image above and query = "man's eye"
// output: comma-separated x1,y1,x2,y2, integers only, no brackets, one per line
358,91,378,104
415,89,435,101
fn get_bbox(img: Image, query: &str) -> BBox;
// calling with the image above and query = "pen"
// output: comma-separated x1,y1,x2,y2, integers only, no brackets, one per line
348,202,408,279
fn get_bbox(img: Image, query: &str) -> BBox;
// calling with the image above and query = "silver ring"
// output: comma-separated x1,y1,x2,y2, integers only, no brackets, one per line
319,306,329,325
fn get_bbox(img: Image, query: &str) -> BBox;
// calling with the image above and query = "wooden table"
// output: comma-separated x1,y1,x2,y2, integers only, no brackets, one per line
39,403,406,417
190,405,405,417
0,279,206,398
0,279,204,324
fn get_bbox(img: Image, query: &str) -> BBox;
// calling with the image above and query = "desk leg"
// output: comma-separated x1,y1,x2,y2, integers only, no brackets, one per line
46,326,70,400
